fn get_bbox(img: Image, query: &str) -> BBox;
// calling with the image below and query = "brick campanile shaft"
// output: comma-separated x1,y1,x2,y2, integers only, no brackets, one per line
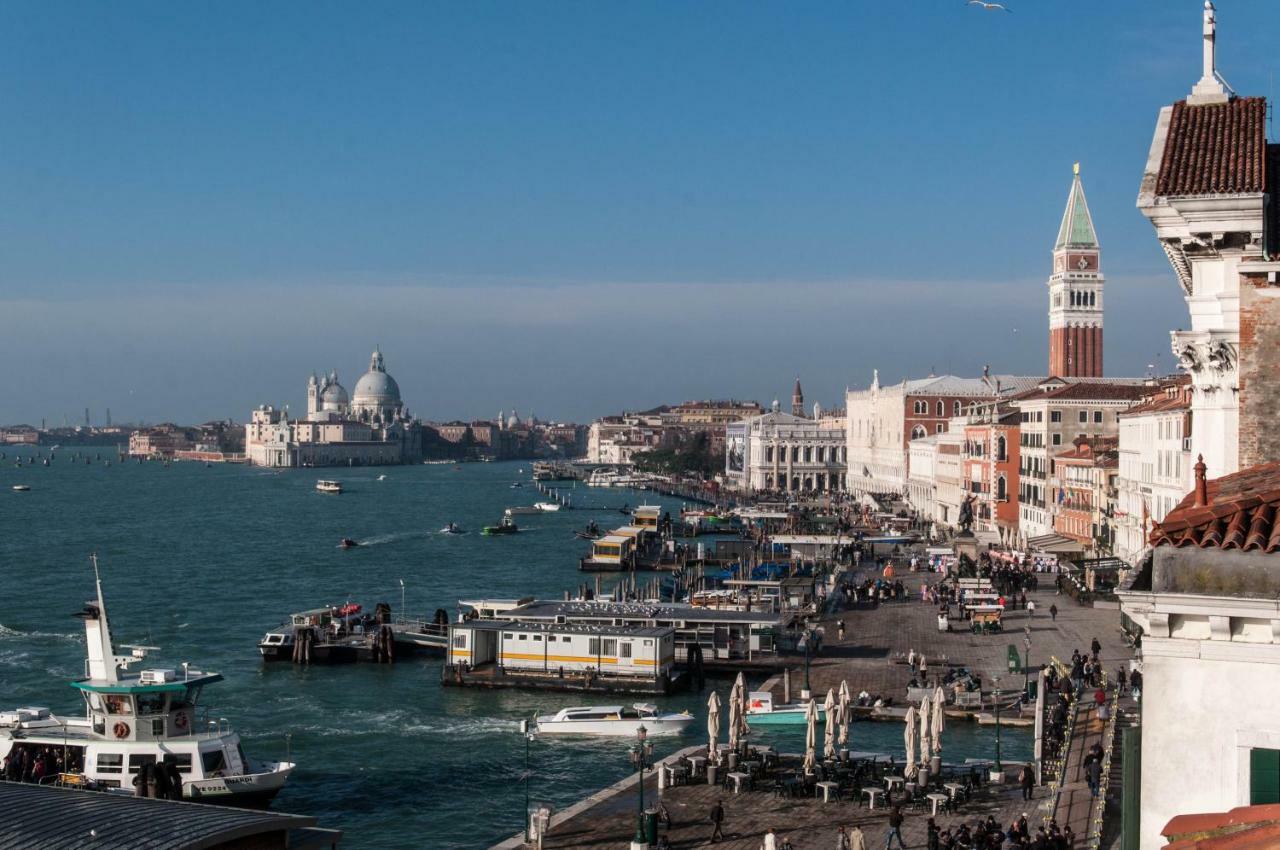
1047,163,1105,378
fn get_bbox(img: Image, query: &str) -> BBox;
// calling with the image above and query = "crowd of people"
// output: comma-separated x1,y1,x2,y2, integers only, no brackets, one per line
926,812,1077,849
1,743,82,784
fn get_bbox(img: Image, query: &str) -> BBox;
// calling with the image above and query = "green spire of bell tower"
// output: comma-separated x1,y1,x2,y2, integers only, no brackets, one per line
1055,162,1099,250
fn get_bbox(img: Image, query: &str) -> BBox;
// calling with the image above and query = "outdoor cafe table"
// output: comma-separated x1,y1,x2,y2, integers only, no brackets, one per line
741,759,762,777
926,792,949,816
943,782,965,799
884,775,905,793
689,756,707,776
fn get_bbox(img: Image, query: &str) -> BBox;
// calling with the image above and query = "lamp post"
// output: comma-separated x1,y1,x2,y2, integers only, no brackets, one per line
993,676,1003,775
1022,628,1032,698
629,724,655,848
520,719,535,842
802,631,812,698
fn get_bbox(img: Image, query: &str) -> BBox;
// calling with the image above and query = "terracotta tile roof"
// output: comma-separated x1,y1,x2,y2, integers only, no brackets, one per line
1156,97,1267,196
1008,382,1149,403
1121,381,1193,417
1163,804,1280,849
1150,461,1280,552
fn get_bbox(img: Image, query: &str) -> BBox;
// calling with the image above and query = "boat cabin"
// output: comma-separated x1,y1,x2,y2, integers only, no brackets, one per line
591,535,634,566
632,506,662,531
447,620,675,681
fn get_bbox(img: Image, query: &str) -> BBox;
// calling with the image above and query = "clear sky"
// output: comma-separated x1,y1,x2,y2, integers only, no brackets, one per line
2,1,1276,426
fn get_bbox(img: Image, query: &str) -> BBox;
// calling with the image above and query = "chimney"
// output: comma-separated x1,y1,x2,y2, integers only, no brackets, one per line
1193,454,1209,507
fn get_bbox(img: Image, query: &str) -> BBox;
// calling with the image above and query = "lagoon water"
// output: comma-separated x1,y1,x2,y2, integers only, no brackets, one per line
0,451,1028,849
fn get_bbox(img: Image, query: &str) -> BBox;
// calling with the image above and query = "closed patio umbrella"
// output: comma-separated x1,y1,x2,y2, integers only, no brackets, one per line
904,705,917,779
728,687,741,753
707,690,721,760
932,686,946,757
803,698,818,773
823,688,837,760
838,680,851,747
919,696,932,768
734,672,750,746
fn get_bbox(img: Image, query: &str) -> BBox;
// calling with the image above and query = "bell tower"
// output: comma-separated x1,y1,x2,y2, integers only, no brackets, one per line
1048,163,1104,377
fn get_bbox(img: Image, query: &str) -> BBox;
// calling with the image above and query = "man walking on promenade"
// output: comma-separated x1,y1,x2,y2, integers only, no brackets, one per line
710,799,725,842
884,806,906,849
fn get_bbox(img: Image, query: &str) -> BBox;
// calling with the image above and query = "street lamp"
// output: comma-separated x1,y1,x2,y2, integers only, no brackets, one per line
802,631,813,698
1022,628,1032,697
993,676,1003,774
629,724,655,847
519,718,536,842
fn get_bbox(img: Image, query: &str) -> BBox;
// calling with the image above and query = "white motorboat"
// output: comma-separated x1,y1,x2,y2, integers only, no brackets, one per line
504,506,541,516
534,502,561,512
1,557,294,807
315,480,342,494
12,485,30,492
535,704,693,737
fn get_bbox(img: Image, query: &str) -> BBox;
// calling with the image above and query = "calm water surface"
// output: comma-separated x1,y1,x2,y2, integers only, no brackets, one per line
0,451,1028,848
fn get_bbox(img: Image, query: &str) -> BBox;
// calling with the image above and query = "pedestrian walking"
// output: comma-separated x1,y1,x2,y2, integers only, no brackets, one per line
848,826,867,850
710,800,725,842
763,826,778,850
1085,758,1103,797
1018,763,1035,800
884,806,906,849
837,826,850,850
838,620,846,642
1027,599,1036,618
1049,603,1058,622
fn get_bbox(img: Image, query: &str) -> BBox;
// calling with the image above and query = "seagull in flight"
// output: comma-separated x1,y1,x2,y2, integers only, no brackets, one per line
967,0,1012,10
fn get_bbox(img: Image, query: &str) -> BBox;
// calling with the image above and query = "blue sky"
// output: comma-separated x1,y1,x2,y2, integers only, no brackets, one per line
1,1,1275,425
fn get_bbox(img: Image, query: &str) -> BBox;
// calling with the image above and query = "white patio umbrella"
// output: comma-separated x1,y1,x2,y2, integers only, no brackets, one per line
838,680,851,747
903,705,918,779
823,688,837,760
803,698,818,773
734,672,750,745
728,687,741,753
707,690,721,760
931,685,946,757
918,696,932,768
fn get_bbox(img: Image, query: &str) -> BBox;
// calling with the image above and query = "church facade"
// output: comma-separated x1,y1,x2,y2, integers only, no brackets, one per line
245,347,424,467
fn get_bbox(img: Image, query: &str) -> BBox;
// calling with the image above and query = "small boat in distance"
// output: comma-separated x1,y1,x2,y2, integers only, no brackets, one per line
534,502,561,512
316,480,342,494
12,485,30,492
481,517,520,536
744,691,828,726
504,506,541,516
535,704,693,737
510,482,523,489
439,523,466,535
339,538,361,549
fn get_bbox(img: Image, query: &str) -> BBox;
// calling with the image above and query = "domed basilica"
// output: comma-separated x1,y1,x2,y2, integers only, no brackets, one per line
246,347,423,467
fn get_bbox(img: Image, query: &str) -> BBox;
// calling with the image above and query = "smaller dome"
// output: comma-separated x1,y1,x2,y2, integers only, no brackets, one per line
321,382,348,405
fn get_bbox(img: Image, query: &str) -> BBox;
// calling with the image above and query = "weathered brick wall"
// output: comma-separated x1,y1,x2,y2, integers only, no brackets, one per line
1238,272,1280,468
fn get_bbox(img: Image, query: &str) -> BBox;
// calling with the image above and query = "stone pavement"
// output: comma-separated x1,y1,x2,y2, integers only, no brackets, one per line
771,566,1132,707
521,751,1054,850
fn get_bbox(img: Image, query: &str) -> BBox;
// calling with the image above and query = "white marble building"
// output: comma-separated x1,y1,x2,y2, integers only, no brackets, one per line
725,410,846,493
1114,380,1194,565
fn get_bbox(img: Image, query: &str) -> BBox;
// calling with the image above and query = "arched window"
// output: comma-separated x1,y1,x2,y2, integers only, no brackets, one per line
911,425,927,440
936,401,944,416
765,446,773,463
997,475,1007,501
996,436,1007,461
954,401,962,416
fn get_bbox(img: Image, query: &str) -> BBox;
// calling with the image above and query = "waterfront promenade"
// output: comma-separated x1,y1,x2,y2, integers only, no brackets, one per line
499,567,1133,849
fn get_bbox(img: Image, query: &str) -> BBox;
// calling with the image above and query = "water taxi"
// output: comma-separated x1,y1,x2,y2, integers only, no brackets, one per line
0,559,294,806
533,502,561,512
535,704,693,737
744,691,827,726
481,517,520,536
315,480,342,494
12,485,30,492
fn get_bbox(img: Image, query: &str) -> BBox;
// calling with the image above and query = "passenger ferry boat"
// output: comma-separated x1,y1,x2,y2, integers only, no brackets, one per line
744,691,827,726
0,559,294,806
315,479,342,494
535,703,693,737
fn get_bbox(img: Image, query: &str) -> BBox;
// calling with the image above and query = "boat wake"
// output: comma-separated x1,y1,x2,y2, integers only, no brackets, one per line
0,623,82,642
354,530,434,547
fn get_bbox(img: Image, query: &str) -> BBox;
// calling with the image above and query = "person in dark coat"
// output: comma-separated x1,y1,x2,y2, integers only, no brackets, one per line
151,762,171,800
709,799,725,842
165,762,184,801
132,763,152,797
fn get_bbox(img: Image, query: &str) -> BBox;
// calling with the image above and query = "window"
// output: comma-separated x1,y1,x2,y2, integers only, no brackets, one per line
1052,433,1062,446
644,639,653,646
620,643,632,658
602,639,618,655
937,401,944,416
102,695,133,716
128,753,157,774
588,638,600,654
97,753,123,774
163,753,193,773
996,436,1007,461
1050,411,1061,423
1094,411,1103,424
954,401,962,416
518,634,527,641
532,635,542,642
911,425,926,440
136,694,166,716
1251,749,1280,804
765,447,773,463
453,635,468,648
1079,411,1088,424
201,749,227,775
503,633,513,639
936,424,944,433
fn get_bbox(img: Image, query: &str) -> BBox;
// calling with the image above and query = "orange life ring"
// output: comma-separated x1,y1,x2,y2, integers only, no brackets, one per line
173,711,188,730
113,722,130,739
